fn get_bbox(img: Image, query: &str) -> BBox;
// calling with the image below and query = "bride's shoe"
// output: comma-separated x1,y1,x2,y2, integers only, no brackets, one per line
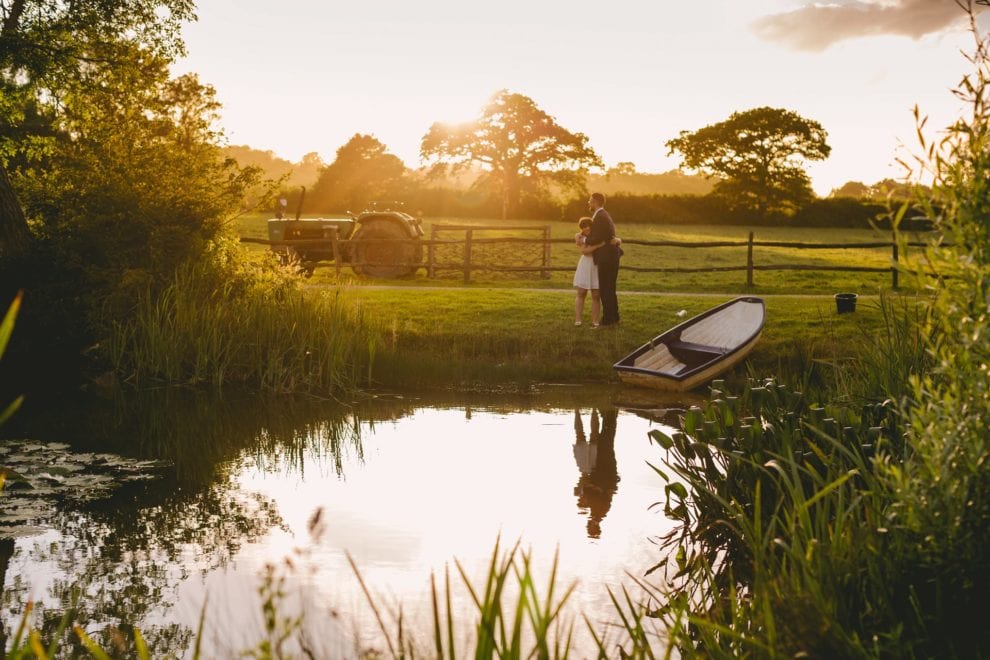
574,320,583,326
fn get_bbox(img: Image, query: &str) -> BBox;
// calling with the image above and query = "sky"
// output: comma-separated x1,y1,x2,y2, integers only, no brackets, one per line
175,0,989,196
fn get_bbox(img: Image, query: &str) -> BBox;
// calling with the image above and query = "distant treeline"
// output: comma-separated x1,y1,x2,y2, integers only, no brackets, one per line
227,144,929,230
273,187,930,231
561,195,933,230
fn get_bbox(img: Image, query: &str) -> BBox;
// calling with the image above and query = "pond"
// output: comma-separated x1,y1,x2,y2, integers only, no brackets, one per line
0,387,694,657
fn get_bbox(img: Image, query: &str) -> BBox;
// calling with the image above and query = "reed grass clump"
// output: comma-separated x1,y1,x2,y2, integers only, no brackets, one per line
344,536,662,658
647,8,990,656
648,377,906,657
107,256,381,394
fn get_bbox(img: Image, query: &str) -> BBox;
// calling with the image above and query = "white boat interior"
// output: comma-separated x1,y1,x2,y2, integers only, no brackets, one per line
631,299,765,376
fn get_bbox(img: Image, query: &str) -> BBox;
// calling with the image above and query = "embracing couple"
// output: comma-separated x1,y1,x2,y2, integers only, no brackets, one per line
573,192,621,329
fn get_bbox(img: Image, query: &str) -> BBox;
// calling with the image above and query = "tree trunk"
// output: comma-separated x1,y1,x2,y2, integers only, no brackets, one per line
502,170,519,220
0,162,31,259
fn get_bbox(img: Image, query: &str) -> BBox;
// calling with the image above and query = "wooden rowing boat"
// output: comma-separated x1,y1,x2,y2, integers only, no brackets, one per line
613,297,765,392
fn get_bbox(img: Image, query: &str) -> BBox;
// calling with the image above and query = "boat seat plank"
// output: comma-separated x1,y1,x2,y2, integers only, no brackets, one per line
633,344,686,374
667,339,727,355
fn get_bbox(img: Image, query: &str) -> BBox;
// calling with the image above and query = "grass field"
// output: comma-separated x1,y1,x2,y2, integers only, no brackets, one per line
347,287,894,391
234,212,929,294
231,212,923,389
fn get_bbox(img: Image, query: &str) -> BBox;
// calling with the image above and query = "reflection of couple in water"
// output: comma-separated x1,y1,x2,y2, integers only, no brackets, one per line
572,408,620,539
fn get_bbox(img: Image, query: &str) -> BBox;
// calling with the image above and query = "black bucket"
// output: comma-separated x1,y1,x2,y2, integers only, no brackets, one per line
834,293,858,314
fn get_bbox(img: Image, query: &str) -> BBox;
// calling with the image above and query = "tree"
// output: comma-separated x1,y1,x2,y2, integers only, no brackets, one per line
830,181,870,198
308,134,407,213
591,167,714,196
421,90,602,219
613,161,638,176
222,147,324,190
13,46,257,315
666,107,830,217
868,178,923,201
0,0,194,258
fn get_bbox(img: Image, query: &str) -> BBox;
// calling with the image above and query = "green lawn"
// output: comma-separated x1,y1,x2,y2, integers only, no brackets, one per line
235,212,929,295
345,287,893,391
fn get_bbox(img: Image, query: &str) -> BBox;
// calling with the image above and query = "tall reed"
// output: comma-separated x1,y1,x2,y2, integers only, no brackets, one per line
646,378,904,657
344,537,661,658
107,261,381,394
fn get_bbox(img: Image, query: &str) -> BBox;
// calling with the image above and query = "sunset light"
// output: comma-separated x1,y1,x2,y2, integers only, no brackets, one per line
177,0,988,194
5,0,990,656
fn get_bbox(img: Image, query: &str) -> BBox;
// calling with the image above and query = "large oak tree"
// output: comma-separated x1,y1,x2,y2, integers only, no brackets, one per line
421,90,602,219
666,107,830,218
0,0,194,258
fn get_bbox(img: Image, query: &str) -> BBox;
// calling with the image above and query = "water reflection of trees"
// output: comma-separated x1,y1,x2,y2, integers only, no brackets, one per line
1,385,675,652
2,388,371,656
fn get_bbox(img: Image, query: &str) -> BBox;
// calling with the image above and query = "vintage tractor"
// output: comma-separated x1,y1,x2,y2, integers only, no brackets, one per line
267,201,424,278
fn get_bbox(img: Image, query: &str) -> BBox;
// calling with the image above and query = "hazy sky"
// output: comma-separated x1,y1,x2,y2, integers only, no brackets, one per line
175,0,988,195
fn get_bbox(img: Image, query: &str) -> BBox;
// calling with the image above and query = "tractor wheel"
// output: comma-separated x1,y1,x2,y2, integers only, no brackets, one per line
351,220,422,278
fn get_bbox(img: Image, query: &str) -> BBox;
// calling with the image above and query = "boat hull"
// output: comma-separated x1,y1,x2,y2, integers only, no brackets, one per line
613,297,765,392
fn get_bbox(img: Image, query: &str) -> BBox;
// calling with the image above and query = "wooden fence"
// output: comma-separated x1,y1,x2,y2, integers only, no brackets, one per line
428,223,552,281
242,229,924,288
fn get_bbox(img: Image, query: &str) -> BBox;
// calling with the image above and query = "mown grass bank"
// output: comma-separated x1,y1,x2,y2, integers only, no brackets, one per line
345,286,893,390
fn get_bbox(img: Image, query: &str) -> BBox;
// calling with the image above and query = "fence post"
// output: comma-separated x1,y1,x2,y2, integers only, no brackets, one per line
746,231,754,287
464,229,473,283
891,236,899,290
541,225,551,279
428,226,437,279
329,227,342,278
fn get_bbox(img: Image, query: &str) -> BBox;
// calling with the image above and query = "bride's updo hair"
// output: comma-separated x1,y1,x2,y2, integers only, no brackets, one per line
578,216,593,230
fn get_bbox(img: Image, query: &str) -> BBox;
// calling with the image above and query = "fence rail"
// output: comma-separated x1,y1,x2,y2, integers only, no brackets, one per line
242,228,928,288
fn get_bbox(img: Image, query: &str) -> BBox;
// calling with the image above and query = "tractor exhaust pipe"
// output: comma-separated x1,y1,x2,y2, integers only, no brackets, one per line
295,186,306,221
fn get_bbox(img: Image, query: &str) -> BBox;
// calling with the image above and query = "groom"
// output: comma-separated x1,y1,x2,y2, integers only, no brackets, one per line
583,192,620,327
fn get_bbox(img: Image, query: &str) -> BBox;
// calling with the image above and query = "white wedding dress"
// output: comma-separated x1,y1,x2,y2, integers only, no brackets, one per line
573,249,599,290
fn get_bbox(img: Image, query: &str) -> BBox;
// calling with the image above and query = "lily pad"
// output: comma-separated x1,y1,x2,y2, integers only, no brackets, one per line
0,439,171,538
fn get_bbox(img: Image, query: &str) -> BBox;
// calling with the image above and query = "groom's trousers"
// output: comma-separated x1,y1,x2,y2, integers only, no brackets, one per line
598,259,620,325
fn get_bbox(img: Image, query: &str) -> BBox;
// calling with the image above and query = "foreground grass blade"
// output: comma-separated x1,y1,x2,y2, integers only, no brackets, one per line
346,551,397,659
74,625,112,660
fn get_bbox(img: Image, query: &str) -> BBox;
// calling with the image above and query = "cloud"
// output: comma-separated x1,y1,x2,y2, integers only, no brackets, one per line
753,0,970,51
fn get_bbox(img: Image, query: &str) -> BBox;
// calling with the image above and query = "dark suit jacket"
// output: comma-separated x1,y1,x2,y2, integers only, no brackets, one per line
586,208,619,266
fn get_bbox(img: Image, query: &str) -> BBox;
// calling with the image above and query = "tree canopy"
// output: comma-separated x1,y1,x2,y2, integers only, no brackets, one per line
308,134,407,213
223,146,323,189
830,178,923,201
420,90,602,219
0,0,195,257
17,60,256,301
666,107,830,217
590,164,713,197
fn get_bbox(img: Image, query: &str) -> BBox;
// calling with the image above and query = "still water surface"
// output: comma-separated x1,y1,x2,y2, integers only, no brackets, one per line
1,387,688,656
